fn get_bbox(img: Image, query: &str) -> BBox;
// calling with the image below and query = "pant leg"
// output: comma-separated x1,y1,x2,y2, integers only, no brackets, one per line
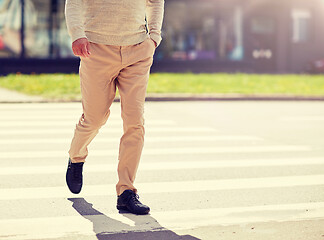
115,38,155,195
69,42,121,163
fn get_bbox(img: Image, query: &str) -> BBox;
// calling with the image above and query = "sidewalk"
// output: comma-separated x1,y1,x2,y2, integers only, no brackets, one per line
0,88,44,103
0,87,324,103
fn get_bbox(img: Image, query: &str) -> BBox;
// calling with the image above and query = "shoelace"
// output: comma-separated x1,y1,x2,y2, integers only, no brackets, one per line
126,192,140,204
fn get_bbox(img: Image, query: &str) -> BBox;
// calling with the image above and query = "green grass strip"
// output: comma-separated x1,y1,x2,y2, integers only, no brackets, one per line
0,73,323,100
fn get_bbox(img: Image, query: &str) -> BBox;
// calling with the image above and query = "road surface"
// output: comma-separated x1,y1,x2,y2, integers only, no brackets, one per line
0,101,323,240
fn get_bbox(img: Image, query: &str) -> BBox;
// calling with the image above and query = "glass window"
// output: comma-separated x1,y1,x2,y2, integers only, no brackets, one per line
251,17,275,35
291,9,311,43
157,2,244,61
158,1,216,61
56,0,74,58
0,0,24,58
24,0,73,58
0,0,74,59
24,0,50,58
222,6,244,61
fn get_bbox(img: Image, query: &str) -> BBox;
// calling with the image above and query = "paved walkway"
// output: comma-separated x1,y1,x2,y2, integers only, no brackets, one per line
1,87,324,103
0,102,323,240
0,88,43,103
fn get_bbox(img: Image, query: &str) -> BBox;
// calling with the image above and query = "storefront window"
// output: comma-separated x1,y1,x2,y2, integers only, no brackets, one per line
0,0,24,57
157,2,243,61
23,0,74,58
1,0,244,61
291,9,311,43
251,17,275,35
56,0,74,58
221,6,244,61
0,0,73,58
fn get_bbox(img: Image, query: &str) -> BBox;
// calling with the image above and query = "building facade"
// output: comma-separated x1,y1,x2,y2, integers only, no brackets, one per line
0,0,323,74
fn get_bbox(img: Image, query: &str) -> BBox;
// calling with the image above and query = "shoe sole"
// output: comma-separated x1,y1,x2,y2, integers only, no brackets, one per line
117,205,128,211
116,205,150,215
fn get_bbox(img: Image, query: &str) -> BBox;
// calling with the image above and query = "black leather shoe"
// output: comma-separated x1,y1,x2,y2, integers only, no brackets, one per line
117,190,150,215
66,158,84,194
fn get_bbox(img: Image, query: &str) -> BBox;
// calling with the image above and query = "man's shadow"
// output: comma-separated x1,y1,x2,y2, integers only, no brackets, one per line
68,198,200,240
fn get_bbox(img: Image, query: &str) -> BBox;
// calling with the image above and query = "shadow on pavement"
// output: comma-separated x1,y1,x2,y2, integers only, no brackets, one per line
68,198,200,240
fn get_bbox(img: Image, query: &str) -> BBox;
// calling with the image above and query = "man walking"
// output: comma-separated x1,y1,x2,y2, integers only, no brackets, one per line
64,0,164,215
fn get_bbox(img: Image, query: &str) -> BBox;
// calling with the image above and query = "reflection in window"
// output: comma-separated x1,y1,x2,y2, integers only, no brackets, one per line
225,7,243,61
23,0,74,58
251,17,275,35
158,2,243,61
292,9,311,43
0,0,73,58
0,0,37,57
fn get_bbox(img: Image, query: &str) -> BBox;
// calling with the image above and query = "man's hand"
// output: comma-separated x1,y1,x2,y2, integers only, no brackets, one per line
72,38,91,58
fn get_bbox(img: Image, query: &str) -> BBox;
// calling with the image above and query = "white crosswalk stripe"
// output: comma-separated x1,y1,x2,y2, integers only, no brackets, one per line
280,116,324,121
0,135,263,145
1,202,323,240
0,145,312,159
1,157,323,175
0,127,217,135
0,103,323,240
1,175,324,200
0,119,176,127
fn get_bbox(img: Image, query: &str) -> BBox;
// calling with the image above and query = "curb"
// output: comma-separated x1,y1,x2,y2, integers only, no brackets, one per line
144,94,324,102
1,93,324,103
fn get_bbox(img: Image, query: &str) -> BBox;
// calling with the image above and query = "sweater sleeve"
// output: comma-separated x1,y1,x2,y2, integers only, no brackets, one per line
146,0,164,47
65,0,87,43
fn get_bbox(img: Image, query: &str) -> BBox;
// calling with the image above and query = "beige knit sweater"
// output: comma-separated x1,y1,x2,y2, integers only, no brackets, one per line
65,0,164,47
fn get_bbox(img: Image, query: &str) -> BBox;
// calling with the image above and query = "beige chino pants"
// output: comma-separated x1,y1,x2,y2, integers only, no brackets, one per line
69,37,155,196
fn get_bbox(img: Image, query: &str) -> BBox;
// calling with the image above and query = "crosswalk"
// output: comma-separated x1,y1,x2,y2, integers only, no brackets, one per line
0,102,323,240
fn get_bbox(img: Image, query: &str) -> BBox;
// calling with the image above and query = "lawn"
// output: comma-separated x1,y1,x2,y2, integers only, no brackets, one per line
0,73,323,100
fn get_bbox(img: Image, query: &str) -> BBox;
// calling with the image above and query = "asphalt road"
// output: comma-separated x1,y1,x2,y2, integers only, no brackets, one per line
0,101,323,240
